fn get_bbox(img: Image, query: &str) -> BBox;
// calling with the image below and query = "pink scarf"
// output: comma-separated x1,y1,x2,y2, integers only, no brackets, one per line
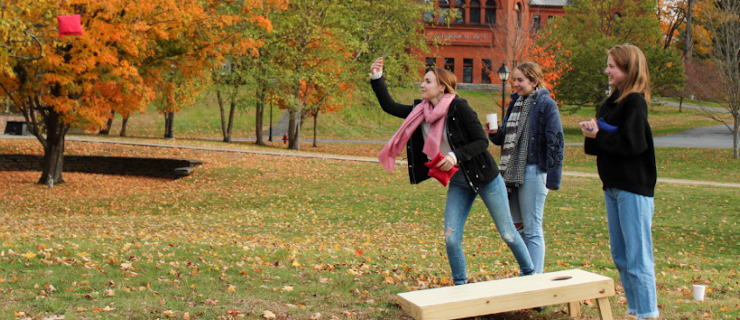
378,94,455,173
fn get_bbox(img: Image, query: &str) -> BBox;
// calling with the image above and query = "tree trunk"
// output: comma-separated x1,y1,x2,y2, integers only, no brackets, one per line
120,115,129,137
255,65,266,145
217,87,230,142
288,110,301,151
313,110,318,147
734,114,739,159
685,0,694,64
99,110,115,135
38,110,68,186
227,85,237,143
164,111,175,139
255,79,266,146
679,96,683,112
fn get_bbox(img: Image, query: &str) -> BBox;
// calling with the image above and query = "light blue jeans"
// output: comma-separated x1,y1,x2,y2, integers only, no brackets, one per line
444,172,535,285
509,164,549,274
604,188,659,319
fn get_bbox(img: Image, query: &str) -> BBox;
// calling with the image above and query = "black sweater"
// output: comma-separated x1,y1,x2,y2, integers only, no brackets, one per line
584,91,657,197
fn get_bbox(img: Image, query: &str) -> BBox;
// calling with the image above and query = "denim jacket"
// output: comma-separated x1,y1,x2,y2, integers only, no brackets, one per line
490,88,564,190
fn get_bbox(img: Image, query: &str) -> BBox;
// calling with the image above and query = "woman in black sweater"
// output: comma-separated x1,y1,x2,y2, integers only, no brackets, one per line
580,44,659,320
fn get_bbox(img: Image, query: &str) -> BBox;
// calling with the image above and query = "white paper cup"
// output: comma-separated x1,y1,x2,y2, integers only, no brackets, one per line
486,113,498,130
693,284,706,301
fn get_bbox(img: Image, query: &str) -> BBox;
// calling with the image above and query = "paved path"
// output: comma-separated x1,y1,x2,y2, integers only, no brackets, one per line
2,134,738,188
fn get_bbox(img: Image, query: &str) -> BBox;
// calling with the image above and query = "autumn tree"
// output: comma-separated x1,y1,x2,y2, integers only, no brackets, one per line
254,0,430,151
478,7,561,111
691,0,740,158
540,0,686,107
0,0,273,184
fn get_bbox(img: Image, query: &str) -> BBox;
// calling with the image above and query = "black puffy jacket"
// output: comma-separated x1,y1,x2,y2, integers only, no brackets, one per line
372,77,500,193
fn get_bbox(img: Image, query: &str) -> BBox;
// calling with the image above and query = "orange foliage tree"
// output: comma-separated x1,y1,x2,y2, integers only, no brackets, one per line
0,0,274,184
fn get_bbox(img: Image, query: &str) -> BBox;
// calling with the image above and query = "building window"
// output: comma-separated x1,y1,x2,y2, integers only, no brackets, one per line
453,0,465,23
439,0,450,23
425,57,436,70
445,58,455,73
482,59,492,84
422,0,434,22
484,0,496,25
463,59,473,83
533,15,541,30
515,3,522,29
469,0,481,24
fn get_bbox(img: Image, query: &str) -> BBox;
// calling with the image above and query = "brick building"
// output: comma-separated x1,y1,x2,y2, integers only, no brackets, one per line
416,0,567,84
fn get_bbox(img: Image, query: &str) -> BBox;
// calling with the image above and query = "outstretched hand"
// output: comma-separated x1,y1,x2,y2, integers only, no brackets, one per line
370,57,383,74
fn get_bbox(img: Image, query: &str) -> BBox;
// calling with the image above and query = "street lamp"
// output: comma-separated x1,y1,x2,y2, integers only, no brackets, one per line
497,62,511,114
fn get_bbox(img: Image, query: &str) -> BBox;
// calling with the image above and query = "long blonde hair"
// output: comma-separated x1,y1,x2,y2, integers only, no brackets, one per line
607,44,651,103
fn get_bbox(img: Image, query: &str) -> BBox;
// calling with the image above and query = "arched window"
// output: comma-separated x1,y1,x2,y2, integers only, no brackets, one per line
453,0,465,23
423,0,434,22
438,0,450,23
484,0,496,25
469,0,481,24
438,0,464,23
515,2,522,29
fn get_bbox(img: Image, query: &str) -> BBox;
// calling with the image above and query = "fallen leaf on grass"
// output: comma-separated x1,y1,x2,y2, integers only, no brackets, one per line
310,313,321,320
262,310,276,319
282,286,293,292
42,315,65,320
206,298,217,306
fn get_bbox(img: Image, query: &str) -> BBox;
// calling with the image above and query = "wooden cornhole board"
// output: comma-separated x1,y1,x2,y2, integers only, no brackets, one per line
395,269,616,320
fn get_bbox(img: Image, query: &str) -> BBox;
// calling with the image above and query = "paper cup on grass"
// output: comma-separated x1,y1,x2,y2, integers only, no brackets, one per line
486,113,498,130
693,284,706,301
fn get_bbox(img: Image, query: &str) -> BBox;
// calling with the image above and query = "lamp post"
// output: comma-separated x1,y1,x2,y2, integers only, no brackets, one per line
497,62,511,114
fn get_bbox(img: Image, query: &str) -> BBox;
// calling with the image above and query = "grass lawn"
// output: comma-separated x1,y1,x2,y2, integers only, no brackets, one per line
1,136,739,319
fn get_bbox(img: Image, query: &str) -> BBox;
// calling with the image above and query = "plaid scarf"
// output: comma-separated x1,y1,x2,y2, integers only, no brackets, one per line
499,94,533,187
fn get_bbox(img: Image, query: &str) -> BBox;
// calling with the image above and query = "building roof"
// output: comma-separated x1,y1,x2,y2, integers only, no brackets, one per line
529,0,568,7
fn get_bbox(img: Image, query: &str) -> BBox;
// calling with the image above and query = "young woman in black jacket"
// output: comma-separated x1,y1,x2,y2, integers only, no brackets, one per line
580,44,659,320
370,57,534,285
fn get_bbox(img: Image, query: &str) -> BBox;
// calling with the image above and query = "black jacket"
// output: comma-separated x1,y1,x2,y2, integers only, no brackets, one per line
372,77,499,193
584,91,656,197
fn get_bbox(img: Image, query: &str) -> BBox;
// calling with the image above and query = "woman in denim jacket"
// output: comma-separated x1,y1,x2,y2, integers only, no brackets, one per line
486,62,564,275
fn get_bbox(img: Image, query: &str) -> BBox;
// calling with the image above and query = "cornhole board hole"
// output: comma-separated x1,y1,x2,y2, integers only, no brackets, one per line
395,269,616,320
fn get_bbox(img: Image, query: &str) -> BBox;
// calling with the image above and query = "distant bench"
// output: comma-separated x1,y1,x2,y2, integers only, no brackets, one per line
0,154,203,179
396,269,616,320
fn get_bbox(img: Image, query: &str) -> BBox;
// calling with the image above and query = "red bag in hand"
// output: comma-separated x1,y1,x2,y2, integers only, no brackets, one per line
424,153,458,187
58,15,83,36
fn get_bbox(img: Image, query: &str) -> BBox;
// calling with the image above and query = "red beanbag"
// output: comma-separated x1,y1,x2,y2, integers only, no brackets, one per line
424,153,458,187
58,15,83,36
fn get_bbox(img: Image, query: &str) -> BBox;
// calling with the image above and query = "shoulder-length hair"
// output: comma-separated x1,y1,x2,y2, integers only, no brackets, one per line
515,61,547,90
607,44,651,104
426,68,459,97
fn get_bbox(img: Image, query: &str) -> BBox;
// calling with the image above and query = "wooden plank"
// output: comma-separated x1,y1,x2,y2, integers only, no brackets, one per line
395,269,615,320
568,301,581,318
596,297,614,320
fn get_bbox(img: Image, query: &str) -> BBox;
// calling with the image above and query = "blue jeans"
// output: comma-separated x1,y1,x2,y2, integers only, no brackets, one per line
604,188,659,319
509,164,549,274
444,172,535,285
